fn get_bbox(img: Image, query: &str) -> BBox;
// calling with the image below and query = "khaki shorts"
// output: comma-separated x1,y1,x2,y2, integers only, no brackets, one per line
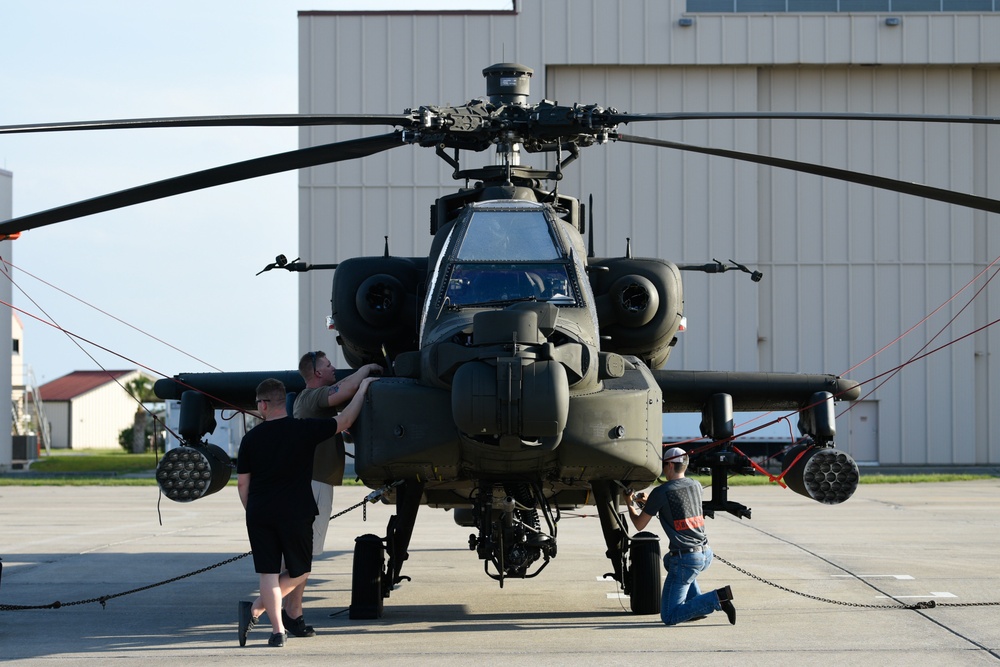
311,481,334,556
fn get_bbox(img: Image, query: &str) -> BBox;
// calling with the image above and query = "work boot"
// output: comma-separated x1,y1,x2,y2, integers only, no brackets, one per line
716,586,736,625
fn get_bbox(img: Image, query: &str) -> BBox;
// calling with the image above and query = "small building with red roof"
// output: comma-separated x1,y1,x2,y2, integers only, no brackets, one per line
38,370,148,450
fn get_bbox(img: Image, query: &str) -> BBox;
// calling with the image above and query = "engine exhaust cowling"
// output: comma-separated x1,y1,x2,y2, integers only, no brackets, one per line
782,444,860,505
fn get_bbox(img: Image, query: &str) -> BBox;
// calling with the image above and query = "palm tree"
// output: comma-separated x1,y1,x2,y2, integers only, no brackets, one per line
125,375,156,454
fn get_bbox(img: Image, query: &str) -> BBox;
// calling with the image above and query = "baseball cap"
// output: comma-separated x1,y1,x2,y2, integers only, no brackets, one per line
663,446,689,463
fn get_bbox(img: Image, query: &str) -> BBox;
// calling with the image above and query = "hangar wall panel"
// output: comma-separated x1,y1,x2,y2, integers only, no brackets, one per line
756,66,987,464
973,68,1000,466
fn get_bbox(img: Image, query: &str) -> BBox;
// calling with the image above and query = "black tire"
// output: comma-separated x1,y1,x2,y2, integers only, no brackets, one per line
629,531,662,615
349,533,385,619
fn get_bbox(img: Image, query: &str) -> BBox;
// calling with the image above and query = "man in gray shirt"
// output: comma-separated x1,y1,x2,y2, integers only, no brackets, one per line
626,446,736,625
282,351,381,637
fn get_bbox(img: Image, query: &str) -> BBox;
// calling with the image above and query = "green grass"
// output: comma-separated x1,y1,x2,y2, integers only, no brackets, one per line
26,449,159,474
690,472,991,486
856,473,991,484
0,476,159,486
0,449,161,486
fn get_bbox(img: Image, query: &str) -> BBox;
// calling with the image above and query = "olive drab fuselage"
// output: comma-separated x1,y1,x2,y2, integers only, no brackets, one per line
335,191,684,510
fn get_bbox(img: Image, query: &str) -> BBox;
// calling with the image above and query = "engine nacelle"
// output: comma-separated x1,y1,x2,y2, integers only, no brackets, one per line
330,257,426,368
589,257,683,369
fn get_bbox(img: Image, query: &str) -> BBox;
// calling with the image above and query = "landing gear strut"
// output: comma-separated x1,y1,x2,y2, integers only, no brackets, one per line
349,479,424,619
592,480,662,614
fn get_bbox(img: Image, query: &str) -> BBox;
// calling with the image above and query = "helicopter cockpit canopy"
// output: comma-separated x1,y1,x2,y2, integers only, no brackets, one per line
442,201,580,308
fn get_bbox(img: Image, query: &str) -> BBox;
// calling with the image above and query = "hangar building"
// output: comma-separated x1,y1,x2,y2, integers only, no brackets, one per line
295,0,1000,467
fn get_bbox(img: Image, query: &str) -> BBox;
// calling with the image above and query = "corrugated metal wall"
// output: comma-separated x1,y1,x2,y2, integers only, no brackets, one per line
298,1,1000,465
973,69,1000,466
753,67,996,464
69,371,142,450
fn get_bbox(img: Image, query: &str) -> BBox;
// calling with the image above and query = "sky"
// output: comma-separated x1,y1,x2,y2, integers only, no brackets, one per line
0,1,511,386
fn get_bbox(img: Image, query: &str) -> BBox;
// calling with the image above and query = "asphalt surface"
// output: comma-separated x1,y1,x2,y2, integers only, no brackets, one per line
1,480,999,665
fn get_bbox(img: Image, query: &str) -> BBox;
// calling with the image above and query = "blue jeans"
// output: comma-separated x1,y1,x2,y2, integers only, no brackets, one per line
660,546,721,625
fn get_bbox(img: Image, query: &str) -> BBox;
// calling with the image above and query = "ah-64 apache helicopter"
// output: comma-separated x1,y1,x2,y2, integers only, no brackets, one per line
3,63,998,617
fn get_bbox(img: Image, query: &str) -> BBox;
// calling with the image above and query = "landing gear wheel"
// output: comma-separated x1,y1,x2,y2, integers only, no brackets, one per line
349,533,385,619
629,531,661,615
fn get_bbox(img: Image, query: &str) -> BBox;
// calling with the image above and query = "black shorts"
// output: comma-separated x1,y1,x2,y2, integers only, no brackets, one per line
246,516,314,578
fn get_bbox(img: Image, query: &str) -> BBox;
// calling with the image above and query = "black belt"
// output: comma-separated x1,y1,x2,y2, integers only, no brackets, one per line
668,545,708,556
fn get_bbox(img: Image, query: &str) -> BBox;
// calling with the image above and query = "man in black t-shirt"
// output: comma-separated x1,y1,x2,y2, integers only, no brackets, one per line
626,447,737,626
236,376,376,647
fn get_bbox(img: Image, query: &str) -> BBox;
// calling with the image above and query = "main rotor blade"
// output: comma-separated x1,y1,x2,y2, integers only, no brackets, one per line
610,111,1000,125
0,114,416,134
0,132,404,235
616,132,1000,215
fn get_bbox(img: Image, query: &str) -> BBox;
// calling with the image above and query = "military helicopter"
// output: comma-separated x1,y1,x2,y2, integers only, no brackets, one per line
3,63,997,617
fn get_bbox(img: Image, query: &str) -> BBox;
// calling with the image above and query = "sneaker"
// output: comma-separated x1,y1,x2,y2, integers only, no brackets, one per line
282,609,316,637
238,600,257,647
267,631,286,647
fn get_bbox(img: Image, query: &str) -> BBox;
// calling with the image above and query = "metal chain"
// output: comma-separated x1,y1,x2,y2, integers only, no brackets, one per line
0,552,252,612
714,552,998,610
331,494,372,521
1,485,392,612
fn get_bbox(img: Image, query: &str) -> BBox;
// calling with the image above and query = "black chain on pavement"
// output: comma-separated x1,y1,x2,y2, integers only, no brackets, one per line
0,489,384,612
714,552,998,610
0,552,252,612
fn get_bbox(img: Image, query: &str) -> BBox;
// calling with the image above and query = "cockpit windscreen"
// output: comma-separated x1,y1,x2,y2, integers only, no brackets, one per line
444,207,577,307
445,262,576,306
455,210,561,261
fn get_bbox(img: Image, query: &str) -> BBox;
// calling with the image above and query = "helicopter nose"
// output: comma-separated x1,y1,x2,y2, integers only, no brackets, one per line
450,306,569,449
452,358,569,449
